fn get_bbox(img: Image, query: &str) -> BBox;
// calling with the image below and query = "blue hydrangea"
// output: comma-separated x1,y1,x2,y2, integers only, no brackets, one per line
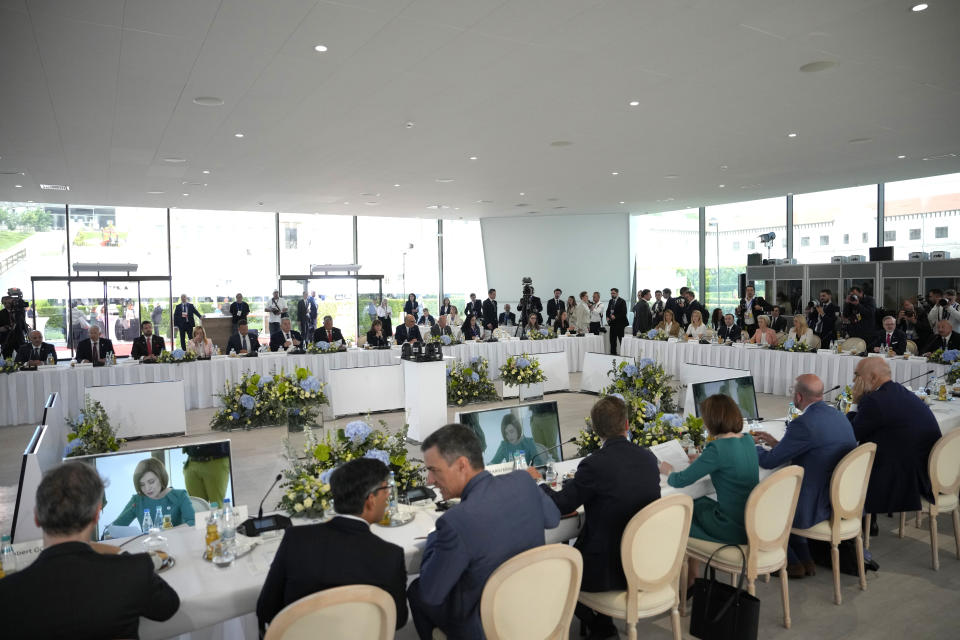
608,392,625,401
470,356,481,364
784,338,795,349
76,412,86,424
289,407,301,416
364,449,390,465
952,362,960,371
239,394,256,411
470,372,480,382
640,400,657,419
319,468,335,484
172,348,185,361
316,340,330,350
0,358,6,367
539,327,549,336
638,357,656,368
63,438,83,456
230,411,240,420
942,349,959,363
299,376,321,393
258,373,273,387
446,366,452,378
517,357,530,369
623,364,639,377
441,335,452,345
345,420,373,444
662,413,684,428
646,329,658,339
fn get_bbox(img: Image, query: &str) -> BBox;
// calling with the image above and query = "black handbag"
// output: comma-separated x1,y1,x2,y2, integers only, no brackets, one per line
689,545,761,640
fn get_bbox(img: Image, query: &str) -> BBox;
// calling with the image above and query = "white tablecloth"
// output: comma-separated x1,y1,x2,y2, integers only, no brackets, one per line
619,337,950,397
446,335,604,378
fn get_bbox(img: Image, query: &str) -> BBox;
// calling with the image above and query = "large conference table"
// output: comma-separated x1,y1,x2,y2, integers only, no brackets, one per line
619,336,952,396
0,336,605,427
128,397,960,640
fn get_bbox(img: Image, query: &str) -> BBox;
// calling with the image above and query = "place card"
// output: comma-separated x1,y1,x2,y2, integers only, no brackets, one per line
649,439,690,473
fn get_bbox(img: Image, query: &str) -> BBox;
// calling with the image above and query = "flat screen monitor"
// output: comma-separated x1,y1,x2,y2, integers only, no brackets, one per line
691,376,761,421
67,440,235,540
455,401,562,466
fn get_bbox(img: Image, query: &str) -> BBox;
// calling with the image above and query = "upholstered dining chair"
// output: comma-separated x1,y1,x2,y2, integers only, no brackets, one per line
263,584,395,640
907,430,960,570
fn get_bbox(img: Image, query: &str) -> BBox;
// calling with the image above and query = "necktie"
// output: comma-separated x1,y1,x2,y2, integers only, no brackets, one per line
243,335,249,351
886,333,891,347
92,342,98,361
285,333,291,343
327,330,332,342
33,347,40,360
147,338,153,356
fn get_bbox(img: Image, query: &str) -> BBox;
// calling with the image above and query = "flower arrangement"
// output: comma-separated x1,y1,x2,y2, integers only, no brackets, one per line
928,350,960,384
278,420,425,518
157,348,198,363
603,358,677,412
773,338,810,352
643,328,669,341
306,340,346,354
64,396,124,457
575,406,704,456
429,333,460,346
0,357,21,374
210,367,328,431
527,327,556,340
447,356,498,405
835,384,854,414
499,354,547,387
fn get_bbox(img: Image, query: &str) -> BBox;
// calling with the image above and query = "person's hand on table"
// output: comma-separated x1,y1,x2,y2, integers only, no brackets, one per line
525,466,542,481
658,461,673,475
752,431,779,447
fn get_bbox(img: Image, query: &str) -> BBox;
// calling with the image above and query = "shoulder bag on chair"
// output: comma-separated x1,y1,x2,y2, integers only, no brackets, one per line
689,544,760,640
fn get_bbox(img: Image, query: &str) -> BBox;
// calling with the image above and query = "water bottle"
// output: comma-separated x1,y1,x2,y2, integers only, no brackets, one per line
387,471,399,515
141,508,154,533
46,353,54,366
220,499,236,555
155,506,164,529
1,534,16,576
513,451,527,470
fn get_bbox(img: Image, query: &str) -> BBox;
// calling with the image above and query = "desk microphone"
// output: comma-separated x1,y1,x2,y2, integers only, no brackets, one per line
823,384,842,397
259,473,282,520
240,473,291,537
529,437,576,465
903,369,936,388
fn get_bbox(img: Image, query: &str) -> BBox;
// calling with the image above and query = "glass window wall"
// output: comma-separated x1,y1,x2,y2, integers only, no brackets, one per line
792,186,877,264
441,219,487,315
884,172,960,259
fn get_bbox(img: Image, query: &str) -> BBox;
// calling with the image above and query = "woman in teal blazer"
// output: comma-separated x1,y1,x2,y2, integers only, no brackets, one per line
111,457,196,532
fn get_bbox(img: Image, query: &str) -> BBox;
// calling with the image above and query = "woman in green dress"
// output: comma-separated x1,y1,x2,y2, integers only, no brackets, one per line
659,394,759,587
489,413,539,464
111,457,196,532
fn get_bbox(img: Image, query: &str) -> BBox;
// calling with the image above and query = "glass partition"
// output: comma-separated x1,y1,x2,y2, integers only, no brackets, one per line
279,213,354,274
793,186,877,264
773,280,803,315
0,202,67,293
630,208,700,305
884,172,960,259
442,219,487,312
69,205,168,275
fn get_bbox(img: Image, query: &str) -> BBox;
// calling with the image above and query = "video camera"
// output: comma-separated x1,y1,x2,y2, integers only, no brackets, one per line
6,287,29,310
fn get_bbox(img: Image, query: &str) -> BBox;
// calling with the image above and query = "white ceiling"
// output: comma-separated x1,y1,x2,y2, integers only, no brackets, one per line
1,0,959,219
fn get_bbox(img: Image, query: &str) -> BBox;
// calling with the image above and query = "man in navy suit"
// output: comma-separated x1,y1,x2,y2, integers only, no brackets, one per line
605,288,629,355
226,321,259,356
922,319,960,355
15,330,57,365
173,294,202,350
717,313,742,342
753,374,857,577
394,314,422,344
269,317,303,352
408,424,561,639
498,304,517,327
75,325,113,365
869,315,908,355
312,315,345,345
531,395,660,638
848,358,940,533
130,321,166,361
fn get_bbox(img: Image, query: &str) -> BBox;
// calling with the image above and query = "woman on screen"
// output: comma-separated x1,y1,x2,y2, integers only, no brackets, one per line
685,310,708,340
655,309,682,338
788,315,815,347
748,315,778,346
111,458,196,532
490,414,540,464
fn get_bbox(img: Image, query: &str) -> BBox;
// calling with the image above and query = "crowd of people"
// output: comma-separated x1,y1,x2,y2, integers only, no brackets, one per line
3,362,946,639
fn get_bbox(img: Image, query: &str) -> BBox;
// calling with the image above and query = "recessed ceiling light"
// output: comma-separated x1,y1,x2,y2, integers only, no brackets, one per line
619,201,625,205
313,44,329,52
364,201,379,206
148,191,164,195
799,61,835,73
787,132,798,138
519,192,525,196
720,165,728,170
393,183,401,187
234,133,245,138
897,155,906,159
477,200,493,204
435,178,455,183
26,200,33,203
14,184,22,188
343,201,350,205
848,137,872,144
628,100,640,107
360,192,380,197
911,3,928,12
718,184,726,188
182,193,189,196
162,157,186,163
549,140,573,147
468,156,478,160
426,204,450,210
202,183,208,187
202,170,210,174
192,96,224,106
664,174,679,179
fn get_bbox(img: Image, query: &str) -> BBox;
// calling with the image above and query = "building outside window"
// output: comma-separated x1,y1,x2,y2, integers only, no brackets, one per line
884,172,960,259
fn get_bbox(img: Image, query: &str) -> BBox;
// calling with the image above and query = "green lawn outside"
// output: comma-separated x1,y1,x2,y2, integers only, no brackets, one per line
0,230,30,252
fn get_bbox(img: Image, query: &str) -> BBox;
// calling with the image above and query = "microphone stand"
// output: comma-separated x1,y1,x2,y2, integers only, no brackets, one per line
528,437,576,467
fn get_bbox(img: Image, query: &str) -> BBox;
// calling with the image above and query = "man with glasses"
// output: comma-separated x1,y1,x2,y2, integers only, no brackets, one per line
256,458,408,633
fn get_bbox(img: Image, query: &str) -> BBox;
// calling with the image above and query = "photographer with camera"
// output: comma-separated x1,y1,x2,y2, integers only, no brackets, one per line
896,300,928,345
806,289,840,343
842,287,876,340
1,289,30,358
927,288,960,334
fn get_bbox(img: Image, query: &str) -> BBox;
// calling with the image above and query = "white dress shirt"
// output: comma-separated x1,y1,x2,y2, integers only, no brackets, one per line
928,302,960,333
686,323,708,339
788,328,814,346
268,298,283,324
589,302,605,324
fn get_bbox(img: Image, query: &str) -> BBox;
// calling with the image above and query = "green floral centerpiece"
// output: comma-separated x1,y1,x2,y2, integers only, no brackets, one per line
307,340,347,354
604,358,677,411
772,338,811,352
63,397,124,457
447,356,498,405
575,403,704,456
642,329,669,341
278,420,424,519
429,333,461,347
210,367,328,431
499,354,547,386
157,348,198,363
0,357,21,374
928,349,960,384
527,327,556,340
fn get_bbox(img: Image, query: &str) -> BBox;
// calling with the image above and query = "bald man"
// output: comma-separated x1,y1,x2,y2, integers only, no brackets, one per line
393,314,422,344
848,358,940,535
753,374,856,577
15,330,57,366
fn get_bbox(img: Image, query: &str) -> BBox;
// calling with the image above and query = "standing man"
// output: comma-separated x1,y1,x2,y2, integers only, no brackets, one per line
517,288,544,326
150,303,163,330
588,292,605,335
736,284,770,338
927,288,960,333
572,291,591,334
173,294,202,350
407,425,560,639
606,288,628,355
842,288,875,340
308,291,319,336
182,442,232,508
15,330,57,365
482,289,498,332
464,293,483,323
130,321,165,361
266,290,285,336
807,289,840,343
229,293,250,333
632,289,653,335
297,292,316,338
681,289,705,329
651,290,665,325
547,288,564,325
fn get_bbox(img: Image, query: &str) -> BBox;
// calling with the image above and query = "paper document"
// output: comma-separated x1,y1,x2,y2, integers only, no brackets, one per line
649,439,690,472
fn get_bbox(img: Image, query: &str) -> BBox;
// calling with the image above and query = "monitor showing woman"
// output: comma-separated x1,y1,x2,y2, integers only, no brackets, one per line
490,413,540,464
110,458,195,533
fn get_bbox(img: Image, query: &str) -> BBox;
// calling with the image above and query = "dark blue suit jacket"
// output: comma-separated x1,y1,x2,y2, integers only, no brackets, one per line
417,471,560,639
394,324,422,344
849,381,940,513
757,402,856,529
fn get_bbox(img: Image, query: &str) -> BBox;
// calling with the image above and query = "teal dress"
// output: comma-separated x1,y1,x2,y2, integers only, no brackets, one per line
112,488,196,529
667,435,759,544
490,437,539,464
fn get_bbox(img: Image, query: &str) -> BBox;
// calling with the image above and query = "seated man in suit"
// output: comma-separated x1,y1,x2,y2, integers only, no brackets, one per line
257,458,407,633
848,357,941,536
922,319,960,355
226,320,259,356
0,462,179,638
313,315,345,345
76,325,113,365
408,424,561,639
753,374,857,578
430,314,453,339
498,303,517,327
769,306,788,333
417,307,437,327
530,396,660,638
130,320,166,361
15,329,57,365
269,317,303,352
717,313,742,342
394,314,422,344
869,315,908,355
